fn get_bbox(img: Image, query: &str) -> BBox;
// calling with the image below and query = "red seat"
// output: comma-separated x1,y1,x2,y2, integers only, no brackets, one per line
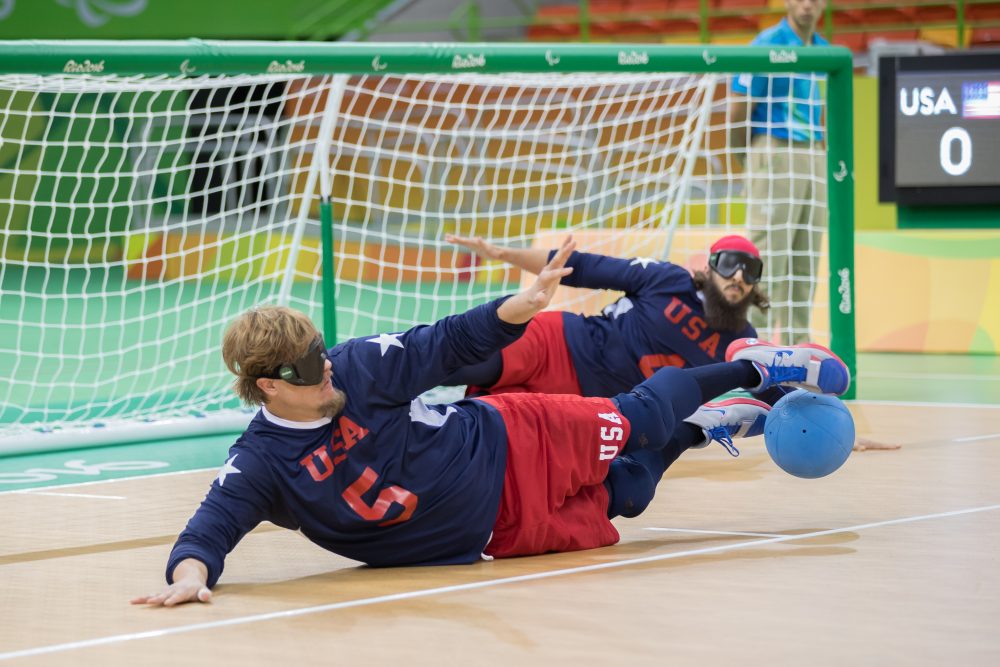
529,4,581,40
669,0,703,13
819,9,864,31
713,0,768,8
967,3,1000,21
858,8,916,26
536,4,579,19
709,15,760,32
661,17,701,34
831,31,868,53
590,0,627,9
628,0,672,11
867,29,921,43
913,4,957,24
970,26,1000,45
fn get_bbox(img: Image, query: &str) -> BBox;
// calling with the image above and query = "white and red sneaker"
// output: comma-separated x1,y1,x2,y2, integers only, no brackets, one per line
683,397,771,457
726,338,850,396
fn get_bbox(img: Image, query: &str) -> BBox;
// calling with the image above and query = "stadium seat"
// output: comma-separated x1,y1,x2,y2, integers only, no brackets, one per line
831,31,868,53
857,8,916,26
713,0,768,8
661,17,701,36
669,0,703,13
913,3,957,25
628,0,671,10
709,15,760,33
867,29,921,43
971,26,1000,46
966,3,1000,22
527,4,580,40
820,9,864,31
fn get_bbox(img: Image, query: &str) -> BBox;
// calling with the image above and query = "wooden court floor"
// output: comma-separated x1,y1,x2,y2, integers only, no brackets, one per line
2,400,999,666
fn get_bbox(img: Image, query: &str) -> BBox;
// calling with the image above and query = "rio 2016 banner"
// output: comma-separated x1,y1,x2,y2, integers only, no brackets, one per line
0,0,366,38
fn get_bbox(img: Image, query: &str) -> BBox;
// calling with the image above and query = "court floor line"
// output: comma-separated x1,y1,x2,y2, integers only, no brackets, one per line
2,502,998,662
0,468,214,495
953,433,1000,443
643,527,785,538
850,399,1000,410
859,371,1000,382
13,490,127,500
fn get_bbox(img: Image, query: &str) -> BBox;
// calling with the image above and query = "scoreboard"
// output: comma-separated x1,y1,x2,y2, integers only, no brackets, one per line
879,52,1000,206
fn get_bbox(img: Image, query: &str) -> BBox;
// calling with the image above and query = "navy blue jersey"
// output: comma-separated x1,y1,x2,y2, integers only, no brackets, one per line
557,252,756,397
167,299,526,587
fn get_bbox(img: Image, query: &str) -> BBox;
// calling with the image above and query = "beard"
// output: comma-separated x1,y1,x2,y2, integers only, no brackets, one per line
319,387,347,419
700,275,754,332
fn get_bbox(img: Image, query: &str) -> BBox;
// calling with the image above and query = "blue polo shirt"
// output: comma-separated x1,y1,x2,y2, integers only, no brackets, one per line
731,18,827,143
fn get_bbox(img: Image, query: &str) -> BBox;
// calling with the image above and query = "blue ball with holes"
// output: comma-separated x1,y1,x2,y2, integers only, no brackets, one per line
764,389,855,479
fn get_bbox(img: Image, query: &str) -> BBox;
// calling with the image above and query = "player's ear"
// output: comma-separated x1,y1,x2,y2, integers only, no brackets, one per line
256,377,280,398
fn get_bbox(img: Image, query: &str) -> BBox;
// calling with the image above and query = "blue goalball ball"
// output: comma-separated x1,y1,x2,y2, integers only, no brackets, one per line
764,389,855,479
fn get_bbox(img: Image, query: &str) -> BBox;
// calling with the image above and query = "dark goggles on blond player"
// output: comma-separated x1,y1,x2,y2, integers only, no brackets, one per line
708,251,764,284
262,335,328,386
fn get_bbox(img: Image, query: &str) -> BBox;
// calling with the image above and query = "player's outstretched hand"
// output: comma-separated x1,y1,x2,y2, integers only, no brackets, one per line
131,581,212,607
852,437,902,452
131,558,212,607
497,235,575,324
445,233,503,260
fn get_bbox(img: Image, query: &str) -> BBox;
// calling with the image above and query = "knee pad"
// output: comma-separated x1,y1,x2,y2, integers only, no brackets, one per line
605,455,658,519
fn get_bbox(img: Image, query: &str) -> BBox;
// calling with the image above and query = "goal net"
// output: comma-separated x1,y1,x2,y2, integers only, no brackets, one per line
0,42,856,452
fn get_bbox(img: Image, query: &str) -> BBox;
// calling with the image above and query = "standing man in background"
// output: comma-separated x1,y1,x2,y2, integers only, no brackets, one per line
729,0,828,345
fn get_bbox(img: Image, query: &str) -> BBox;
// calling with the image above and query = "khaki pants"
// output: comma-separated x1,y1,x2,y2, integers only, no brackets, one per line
745,133,828,345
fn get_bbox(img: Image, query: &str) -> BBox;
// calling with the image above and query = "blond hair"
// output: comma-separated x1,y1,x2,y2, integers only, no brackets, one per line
221,306,320,405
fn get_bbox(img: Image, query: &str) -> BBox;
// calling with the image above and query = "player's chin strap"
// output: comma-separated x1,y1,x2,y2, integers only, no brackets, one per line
705,426,741,458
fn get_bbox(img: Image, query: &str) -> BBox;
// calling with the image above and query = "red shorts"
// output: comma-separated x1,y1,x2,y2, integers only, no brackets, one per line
475,392,631,558
491,310,582,395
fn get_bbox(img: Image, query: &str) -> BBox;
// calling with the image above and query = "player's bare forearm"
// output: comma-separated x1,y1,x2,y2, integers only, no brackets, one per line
446,233,552,275
131,558,212,607
497,236,575,324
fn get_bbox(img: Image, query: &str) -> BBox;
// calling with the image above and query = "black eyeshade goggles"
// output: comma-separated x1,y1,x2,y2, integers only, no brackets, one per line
708,251,764,284
262,335,328,386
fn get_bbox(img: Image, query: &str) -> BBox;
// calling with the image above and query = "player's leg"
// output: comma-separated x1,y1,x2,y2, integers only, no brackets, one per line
612,338,848,457
477,392,629,557
604,398,770,519
611,362,761,456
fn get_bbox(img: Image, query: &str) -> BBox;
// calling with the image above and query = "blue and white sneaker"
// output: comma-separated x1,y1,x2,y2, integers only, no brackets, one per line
726,338,851,396
684,397,771,458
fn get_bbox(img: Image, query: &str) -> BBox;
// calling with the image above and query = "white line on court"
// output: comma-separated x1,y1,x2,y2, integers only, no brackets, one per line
849,399,1000,409
13,490,127,500
2,503,998,662
643,527,785,538
953,433,1000,443
859,371,1000,382
0,468,216,495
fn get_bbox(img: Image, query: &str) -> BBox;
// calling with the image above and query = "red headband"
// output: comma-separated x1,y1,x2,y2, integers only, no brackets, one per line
710,235,760,258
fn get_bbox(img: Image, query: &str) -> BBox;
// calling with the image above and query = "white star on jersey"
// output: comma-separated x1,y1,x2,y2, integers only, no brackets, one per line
630,257,657,269
367,332,405,356
216,455,240,487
